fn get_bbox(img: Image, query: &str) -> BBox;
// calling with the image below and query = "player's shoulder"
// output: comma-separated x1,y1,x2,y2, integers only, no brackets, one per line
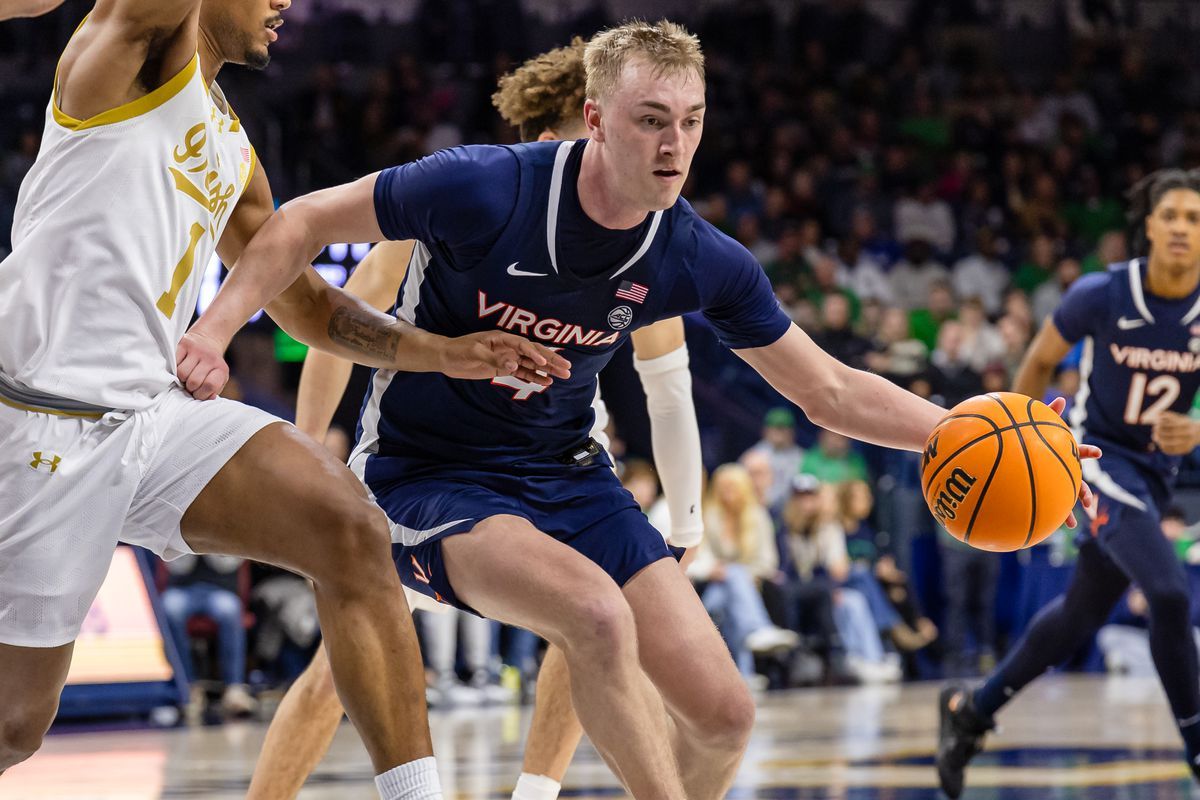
1063,267,1117,301
409,143,520,182
677,198,755,265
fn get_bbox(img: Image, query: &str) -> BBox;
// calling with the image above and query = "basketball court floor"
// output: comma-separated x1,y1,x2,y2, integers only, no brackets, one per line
3,675,1196,798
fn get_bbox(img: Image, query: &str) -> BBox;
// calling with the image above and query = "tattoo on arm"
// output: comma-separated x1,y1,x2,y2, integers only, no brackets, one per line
328,306,401,361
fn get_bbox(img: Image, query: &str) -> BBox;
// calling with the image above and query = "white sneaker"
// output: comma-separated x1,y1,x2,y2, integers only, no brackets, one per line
745,626,800,655
220,684,257,717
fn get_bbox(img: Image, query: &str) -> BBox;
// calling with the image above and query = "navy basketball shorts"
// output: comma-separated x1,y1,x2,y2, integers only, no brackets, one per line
355,449,681,613
1076,449,1172,549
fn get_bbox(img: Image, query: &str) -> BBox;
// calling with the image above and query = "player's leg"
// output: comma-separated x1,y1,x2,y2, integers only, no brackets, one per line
936,535,1129,798
0,643,73,774
245,642,344,800
1093,502,1200,773
440,515,686,800
515,645,583,799
622,558,756,800
177,422,433,787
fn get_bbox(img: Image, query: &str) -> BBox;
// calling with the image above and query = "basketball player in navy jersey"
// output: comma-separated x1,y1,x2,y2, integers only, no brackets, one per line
937,169,1200,797
244,38,706,800
182,21,1094,799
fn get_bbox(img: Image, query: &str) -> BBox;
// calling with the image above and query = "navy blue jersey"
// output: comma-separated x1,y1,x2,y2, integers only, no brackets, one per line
358,140,791,463
1056,259,1200,474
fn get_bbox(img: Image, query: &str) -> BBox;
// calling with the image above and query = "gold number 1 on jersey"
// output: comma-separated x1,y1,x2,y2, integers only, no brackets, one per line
156,223,207,318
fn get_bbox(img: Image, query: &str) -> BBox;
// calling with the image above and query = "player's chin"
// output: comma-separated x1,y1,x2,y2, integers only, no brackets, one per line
243,45,271,71
648,186,683,211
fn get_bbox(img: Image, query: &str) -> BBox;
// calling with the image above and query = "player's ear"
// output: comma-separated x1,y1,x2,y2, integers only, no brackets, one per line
584,99,603,142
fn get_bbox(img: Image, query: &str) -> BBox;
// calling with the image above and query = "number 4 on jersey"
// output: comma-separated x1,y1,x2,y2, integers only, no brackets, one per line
491,346,562,400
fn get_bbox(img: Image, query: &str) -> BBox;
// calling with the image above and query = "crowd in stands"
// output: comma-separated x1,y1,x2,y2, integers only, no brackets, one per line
7,0,1200,710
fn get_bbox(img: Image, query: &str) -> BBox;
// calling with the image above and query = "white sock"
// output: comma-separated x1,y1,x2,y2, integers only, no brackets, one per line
374,757,442,800
512,772,561,800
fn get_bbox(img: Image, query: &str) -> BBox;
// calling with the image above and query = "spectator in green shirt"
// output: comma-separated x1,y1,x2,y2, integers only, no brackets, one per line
801,429,869,484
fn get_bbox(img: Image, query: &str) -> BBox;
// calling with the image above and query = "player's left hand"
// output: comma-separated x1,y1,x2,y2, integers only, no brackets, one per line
439,331,572,384
176,330,230,401
1151,411,1200,455
1046,396,1100,528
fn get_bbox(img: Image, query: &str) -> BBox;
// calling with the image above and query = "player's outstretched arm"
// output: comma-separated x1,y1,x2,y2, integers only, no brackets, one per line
294,240,414,440
739,324,1099,526
0,0,65,21
630,319,704,547
737,325,947,453
181,169,570,400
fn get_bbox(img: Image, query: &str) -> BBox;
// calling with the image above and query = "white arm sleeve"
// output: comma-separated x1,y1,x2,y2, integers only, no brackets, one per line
634,344,704,547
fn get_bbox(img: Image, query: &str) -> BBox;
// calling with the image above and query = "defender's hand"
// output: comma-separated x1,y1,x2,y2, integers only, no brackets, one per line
176,330,230,401
1047,396,1100,528
1152,411,1200,455
439,331,571,384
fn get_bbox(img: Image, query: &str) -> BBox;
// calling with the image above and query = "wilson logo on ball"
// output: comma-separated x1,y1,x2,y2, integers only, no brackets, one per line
923,435,939,469
931,467,977,525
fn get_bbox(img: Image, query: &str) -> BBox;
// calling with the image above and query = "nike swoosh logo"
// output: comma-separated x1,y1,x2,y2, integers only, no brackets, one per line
507,262,547,277
1117,316,1147,330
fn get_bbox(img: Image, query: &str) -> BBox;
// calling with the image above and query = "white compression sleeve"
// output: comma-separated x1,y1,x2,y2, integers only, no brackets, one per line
633,345,704,547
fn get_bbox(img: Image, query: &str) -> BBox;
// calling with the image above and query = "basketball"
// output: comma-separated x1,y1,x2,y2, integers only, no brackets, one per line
921,392,1082,552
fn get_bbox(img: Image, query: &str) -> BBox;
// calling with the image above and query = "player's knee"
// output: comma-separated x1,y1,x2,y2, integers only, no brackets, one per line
0,703,55,767
565,592,637,661
314,497,391,574
695,681,755,752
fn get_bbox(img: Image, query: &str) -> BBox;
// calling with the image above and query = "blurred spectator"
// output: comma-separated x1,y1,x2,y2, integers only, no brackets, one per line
908,280,957,351
929,321,985,407
866,307,929,381
894,181,955,256
801,429,868,484
1032,256,1083,324
1013,233,1061,294
743,408,805,510
889,239,949,311
690,464,799,683
162,555,255,719
957,298,1006,374
952,228,1009,316
812,293,870,369
939,526,999,677
1082,230,1129,274
838,480,935,657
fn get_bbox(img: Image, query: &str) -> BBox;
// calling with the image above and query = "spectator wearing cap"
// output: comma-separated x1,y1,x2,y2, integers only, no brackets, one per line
743,408,806,510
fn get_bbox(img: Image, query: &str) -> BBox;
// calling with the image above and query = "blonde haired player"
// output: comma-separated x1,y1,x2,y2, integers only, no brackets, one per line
244,37,704,800
183,20,1096,798
0,1,566,797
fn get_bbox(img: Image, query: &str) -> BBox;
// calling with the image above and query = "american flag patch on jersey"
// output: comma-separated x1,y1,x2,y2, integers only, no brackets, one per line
615,280,649,303
240,146,252,164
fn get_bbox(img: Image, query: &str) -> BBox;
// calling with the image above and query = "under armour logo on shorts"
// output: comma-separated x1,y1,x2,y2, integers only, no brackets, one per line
29,451,61,473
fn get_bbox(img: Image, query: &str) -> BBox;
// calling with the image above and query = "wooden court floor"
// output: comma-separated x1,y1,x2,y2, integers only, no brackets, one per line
4,675,1197,799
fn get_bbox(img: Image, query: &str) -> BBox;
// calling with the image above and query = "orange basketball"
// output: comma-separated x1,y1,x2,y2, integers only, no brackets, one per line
921,392,1082,552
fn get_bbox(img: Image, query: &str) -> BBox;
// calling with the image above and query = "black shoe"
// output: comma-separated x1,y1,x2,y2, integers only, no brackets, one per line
936,684,994,798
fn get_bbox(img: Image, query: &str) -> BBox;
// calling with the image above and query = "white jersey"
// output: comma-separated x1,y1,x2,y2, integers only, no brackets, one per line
0,45,255,411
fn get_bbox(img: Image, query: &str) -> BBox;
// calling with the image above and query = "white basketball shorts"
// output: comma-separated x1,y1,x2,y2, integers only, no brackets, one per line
0,387,279,647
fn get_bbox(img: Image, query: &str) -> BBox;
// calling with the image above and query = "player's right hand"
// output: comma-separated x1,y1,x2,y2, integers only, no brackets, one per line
176,330,230,401
439,331,571,385
1151,411,1200,455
